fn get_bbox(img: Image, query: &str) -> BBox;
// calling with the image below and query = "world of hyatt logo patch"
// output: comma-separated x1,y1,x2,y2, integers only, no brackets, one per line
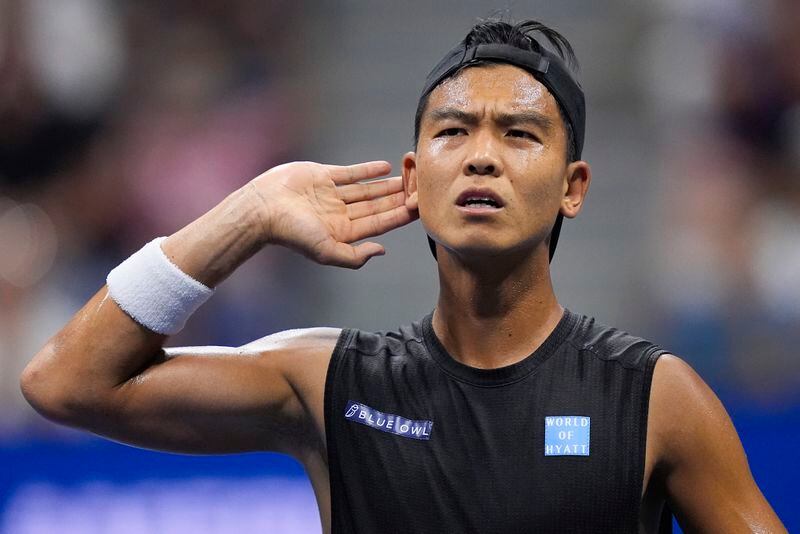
344,401,433,440
544,415,590,456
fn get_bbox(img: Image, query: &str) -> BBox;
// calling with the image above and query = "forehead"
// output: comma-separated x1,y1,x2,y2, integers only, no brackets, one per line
425,63,559,118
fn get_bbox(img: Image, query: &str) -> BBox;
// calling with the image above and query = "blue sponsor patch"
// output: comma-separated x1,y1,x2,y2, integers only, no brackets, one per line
344,400,433,440
544,415,590,456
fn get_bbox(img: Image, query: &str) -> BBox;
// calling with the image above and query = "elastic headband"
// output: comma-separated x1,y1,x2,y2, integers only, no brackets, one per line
421,41,585,262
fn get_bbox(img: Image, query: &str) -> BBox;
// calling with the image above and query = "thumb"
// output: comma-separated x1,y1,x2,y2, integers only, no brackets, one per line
316,239,385,269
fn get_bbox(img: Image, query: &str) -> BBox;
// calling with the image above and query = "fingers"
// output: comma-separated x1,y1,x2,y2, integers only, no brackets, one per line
326,161,391,185
346,191,406,220
337,176,404,203
315,239,386,269
349,205,419,242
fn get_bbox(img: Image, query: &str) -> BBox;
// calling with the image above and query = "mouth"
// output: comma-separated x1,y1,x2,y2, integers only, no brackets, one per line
456,188,505,213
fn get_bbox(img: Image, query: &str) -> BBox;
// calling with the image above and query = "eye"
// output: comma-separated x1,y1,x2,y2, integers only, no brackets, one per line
507,129,537,140
436,127,467,137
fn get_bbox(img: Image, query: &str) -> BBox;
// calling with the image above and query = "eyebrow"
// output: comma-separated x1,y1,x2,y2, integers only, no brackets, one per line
428,108,480,126
428,107,555,132
495,111,555,132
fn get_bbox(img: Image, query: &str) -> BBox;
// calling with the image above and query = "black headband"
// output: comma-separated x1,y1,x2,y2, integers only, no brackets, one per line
420,41,585,262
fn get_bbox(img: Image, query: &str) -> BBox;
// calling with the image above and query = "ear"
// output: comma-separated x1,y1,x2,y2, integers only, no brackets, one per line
560,160,591,219
402,151,419,211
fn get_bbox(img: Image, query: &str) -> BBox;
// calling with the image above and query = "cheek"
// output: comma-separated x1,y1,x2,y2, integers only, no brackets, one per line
416,173,446,217
415,150,454,207
413,167,447,236
525,179,564,223
511,164,565,214
426,138,448,157
514,143,545,169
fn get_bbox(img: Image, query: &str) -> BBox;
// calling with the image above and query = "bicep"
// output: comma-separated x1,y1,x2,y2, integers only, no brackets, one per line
650,355,786,533
88,328,339,456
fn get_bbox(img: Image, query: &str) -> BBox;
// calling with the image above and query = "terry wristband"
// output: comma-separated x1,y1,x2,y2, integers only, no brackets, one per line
106,237,214,335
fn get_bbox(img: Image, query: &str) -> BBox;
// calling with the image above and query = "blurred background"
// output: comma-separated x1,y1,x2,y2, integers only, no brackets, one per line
1,0,798,532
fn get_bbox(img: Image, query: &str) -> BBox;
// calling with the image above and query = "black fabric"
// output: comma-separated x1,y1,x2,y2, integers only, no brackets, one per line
325,310,668,533
660,504,674,533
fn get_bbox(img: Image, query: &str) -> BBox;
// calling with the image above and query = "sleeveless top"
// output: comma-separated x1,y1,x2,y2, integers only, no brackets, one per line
324,309,669,533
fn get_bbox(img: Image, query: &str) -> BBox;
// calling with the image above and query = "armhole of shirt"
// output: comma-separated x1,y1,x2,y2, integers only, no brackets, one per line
324,327,356,464
323,327,357,532
639,346,672,534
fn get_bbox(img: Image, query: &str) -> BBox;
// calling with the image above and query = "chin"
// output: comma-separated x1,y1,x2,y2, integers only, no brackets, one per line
424,219,546,260
434,230,546,261
441,237,520,259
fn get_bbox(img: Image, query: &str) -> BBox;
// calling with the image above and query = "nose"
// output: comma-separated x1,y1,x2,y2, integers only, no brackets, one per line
463,136,503,177
466,160,498,175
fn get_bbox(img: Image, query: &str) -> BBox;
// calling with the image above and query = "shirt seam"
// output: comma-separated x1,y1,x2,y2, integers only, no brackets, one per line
571,339,665,373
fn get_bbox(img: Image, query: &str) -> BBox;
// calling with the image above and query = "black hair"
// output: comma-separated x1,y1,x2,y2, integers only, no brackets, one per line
414,19,580,162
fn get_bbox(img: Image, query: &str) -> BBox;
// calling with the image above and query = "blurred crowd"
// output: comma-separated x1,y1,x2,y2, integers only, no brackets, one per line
643,0,800,403
0,0,319,436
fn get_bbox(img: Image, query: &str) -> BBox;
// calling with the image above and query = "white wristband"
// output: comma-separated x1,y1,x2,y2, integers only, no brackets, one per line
106,237,214,335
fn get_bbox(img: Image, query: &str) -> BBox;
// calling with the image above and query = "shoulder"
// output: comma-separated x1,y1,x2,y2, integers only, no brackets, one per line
240,327,344,354
649,354,723,435
648,353,736,466
650,353,706,397
238,327,343,384
646,355,787,531
334,319,426,357
568,313,664,371
238,317,426,371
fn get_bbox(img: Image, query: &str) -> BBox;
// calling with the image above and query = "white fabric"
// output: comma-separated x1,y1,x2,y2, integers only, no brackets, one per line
106,237,214,335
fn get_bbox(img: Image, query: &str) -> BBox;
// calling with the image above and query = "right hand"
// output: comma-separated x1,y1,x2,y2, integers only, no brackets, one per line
248,160,418,269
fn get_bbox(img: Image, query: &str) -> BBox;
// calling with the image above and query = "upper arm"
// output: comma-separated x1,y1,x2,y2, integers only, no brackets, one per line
93,328,339,457
649,354,787,533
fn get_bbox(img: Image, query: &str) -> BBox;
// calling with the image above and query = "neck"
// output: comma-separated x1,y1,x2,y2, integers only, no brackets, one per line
432,246,563,369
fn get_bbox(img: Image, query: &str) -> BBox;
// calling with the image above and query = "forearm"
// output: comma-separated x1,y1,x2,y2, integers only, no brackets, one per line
161,184,266,288
20,185,266,422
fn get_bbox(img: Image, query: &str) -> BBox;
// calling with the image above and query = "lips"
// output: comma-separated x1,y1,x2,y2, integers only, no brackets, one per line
456,188,505,209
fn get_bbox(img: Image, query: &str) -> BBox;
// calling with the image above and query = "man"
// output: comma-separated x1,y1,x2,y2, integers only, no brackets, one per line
21,19,785,534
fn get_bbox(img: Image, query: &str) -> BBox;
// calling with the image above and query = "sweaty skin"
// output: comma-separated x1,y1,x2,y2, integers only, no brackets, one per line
21,64,786,533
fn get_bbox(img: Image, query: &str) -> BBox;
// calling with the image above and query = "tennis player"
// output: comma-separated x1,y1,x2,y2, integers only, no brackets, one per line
21,19,786,533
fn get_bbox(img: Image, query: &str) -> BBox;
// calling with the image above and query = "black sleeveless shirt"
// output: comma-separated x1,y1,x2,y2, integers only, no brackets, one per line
324,310,668,533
